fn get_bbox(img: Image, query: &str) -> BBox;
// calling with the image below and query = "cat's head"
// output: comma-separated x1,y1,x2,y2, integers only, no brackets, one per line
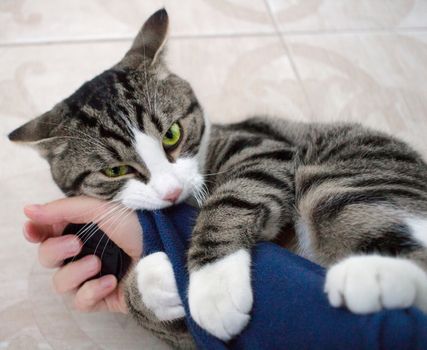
8,9,209,210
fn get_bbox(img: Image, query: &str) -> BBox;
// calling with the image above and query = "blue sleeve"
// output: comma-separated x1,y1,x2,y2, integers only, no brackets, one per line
137,204,427,350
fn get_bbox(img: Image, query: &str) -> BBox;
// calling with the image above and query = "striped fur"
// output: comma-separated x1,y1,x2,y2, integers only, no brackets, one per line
8,65,206,201
200,118,427,268
9,9,427,348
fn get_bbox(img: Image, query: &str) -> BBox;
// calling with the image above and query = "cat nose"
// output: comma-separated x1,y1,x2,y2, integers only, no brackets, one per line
163,188,183,203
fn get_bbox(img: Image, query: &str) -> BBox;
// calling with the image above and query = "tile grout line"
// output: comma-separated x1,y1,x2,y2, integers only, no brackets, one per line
263,0,316,120
2,26,426,48
280,26,427,37
0,32,279,48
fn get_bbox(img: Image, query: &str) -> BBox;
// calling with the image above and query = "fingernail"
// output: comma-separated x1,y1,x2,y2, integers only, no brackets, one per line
23,222,37,243
67,239,81,255
22,225,30,240
100,275,115,289
85,255,100,272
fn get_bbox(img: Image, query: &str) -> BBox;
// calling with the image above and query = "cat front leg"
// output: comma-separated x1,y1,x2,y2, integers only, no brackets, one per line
187,205,256,342
187,135,295,340
188,248,252,341
136,252,185,321
187,187,291,340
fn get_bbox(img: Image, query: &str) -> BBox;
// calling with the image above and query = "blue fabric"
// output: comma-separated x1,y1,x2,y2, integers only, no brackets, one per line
137,203,427,350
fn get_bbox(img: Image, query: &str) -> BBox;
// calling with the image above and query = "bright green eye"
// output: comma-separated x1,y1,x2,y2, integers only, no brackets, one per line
162,122,182,149
103,165,132,178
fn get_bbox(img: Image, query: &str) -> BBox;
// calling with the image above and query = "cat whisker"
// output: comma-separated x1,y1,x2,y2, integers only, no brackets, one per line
201,167,236,177
73,204,128,262
76,201,122,231
123,113,136,135
187,177,208,206
99,205,129,233
83,204,125,239
153,74,160,117
141,46,154,114
36,121,112,153
69,202,124,255
99,208,134,264
93,205,130,256
62,198,122,223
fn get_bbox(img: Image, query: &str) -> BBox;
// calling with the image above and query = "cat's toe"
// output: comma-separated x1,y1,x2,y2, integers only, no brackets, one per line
188,249,252,341
136,252,185,321
325,255,427,314
325,256,383,313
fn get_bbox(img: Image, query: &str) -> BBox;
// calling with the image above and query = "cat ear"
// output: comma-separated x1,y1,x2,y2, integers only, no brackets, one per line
8,111,60,145
125,8,169,64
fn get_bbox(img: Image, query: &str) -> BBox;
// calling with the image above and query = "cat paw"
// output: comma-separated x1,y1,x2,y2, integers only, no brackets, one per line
136,252,185,321
325,255,427,314
188,249,252,341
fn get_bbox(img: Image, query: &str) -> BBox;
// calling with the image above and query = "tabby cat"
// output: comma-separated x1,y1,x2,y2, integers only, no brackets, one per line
9,9,427,349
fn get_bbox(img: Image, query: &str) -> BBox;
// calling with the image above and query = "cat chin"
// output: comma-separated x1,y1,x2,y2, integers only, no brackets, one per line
120,199,175,211
115,180,195,211
118,185,201,211
118,195,188,211
122,199,190,211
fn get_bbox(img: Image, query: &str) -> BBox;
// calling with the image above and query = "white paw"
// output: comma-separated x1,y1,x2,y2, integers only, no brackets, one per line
325,255,427,314
188,249,253,341
136,252,185,321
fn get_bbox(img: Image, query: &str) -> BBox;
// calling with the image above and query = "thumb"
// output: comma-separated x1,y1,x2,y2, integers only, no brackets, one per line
24,196,114,225
25,196,142,259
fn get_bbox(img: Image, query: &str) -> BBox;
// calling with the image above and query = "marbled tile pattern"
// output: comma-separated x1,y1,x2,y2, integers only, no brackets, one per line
1,1,427,348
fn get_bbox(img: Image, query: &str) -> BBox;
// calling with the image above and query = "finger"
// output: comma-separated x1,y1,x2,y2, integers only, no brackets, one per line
23,221,45,243
74,275,117,312
38,235,82,268
24,221,67,243
24,196,110,225
24,197,142,258
103,284,128,314
52,255,101,293
73,282,127,313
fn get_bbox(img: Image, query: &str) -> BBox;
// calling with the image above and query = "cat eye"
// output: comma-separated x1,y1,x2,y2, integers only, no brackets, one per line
162,122,182,150
103,165,134,178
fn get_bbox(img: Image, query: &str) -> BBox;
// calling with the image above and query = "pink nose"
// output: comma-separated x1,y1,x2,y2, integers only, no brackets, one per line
163,188,183,203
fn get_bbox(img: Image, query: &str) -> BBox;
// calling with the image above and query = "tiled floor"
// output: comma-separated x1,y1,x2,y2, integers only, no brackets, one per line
1,1,427,348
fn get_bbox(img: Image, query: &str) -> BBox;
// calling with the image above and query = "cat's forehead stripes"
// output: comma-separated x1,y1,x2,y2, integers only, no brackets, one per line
65,69,170,134
134,102,145,131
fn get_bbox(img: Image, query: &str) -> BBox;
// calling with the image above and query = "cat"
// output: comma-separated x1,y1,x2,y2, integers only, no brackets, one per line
9,8,427,349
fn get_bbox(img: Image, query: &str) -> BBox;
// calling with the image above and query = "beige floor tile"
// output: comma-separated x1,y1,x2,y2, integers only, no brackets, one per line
168,36,311,124
0,0,275,45
267,0,427,32
285,32,427,157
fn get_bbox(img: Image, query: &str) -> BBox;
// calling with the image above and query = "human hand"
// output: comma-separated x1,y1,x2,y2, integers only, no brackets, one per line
23,196,142,313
